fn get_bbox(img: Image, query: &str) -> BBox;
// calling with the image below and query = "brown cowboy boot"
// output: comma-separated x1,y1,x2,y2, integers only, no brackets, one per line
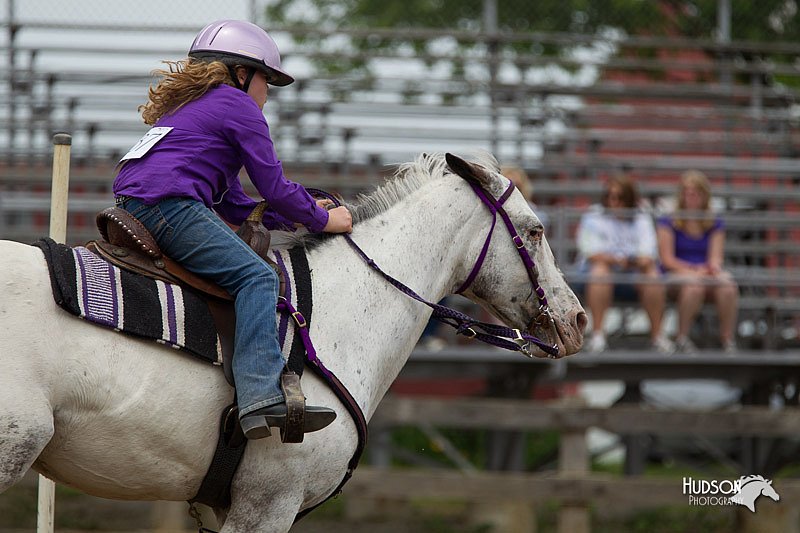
240,403,336,440
240,368,336,442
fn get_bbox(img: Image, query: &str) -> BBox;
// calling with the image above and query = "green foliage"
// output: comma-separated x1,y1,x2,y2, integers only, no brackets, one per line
673,0,800,41
526,429,560,468
265,0,669,82
382,426,564,471
387,426,487,467
534,502,736,533
268,0,800,40
415,514,494,533
266,0,668,34
0,484,37,527
265,1,800,90
611,505,736,533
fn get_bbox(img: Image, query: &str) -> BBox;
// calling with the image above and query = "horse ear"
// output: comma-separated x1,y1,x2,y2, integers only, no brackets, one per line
445,153,493,187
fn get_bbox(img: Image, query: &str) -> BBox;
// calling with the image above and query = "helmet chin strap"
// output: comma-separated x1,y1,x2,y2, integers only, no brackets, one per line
229,66,257,93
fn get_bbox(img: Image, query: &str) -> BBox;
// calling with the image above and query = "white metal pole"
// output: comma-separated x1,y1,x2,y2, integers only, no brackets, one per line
38,132,72,533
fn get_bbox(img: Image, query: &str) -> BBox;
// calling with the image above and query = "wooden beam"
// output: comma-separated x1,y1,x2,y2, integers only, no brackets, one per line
372,397,800,436
559,429,590,533
346,468,800,511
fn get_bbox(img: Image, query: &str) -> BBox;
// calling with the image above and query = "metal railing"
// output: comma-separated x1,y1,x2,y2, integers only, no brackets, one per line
3,7,800,170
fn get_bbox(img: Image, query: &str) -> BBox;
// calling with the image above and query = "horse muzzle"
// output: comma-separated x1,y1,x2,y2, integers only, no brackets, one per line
524,306,562,359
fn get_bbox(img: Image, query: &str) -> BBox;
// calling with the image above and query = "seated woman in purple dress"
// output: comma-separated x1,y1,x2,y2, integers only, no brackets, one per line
657,170,739,353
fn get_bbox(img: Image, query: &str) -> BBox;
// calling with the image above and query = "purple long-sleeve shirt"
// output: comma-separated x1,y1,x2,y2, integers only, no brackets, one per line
114,84,329,232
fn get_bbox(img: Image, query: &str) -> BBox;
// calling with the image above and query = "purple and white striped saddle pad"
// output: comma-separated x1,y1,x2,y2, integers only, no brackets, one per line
34,238,222,364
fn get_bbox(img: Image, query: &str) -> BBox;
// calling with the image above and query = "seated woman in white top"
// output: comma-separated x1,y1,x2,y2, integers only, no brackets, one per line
576,174,674,354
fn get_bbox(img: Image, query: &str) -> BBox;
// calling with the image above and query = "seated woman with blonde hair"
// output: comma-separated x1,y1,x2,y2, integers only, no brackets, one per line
657,170,739,353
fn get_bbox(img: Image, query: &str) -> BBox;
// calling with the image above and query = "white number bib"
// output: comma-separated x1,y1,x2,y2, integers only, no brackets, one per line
120,127,173,162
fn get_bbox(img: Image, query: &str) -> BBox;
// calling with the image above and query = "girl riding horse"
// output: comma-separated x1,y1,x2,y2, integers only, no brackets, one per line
113,19,353,440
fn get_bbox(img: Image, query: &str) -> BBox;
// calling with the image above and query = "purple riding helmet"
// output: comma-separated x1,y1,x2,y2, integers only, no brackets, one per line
188,19,294,90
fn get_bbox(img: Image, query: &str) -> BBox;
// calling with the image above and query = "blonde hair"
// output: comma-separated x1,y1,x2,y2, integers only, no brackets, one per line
501,165,532,200
674,169,713,231
140,59,234,125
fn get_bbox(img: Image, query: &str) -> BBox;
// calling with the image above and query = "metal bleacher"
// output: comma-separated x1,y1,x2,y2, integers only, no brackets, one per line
1,20,799,351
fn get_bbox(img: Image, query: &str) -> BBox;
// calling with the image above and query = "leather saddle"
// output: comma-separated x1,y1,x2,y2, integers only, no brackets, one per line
85,202,285,386
86,204,312,444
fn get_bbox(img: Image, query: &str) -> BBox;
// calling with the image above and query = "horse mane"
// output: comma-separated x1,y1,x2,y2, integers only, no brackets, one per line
279,151,501,250
739,475,768,486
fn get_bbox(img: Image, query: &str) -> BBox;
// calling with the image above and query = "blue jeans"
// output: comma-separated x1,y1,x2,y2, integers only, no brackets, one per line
117,196,284,416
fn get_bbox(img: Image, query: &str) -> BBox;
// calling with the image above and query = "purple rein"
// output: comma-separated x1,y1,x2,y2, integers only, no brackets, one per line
307,181,560,359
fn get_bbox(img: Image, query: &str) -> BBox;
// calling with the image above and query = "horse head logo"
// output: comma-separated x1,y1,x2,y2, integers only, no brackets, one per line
731,475,780,513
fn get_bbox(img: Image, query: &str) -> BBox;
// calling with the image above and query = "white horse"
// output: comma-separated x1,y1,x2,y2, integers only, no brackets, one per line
0,153,585,532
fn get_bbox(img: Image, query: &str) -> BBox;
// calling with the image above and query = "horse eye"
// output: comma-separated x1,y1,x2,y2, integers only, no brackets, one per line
529,227,544,239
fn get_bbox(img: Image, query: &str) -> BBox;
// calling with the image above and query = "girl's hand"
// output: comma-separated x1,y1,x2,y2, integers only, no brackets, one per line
316,198,334,210
323,206,353,233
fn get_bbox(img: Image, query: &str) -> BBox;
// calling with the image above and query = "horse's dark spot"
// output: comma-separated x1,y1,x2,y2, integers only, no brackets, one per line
511,296,518,303
0,417,51,483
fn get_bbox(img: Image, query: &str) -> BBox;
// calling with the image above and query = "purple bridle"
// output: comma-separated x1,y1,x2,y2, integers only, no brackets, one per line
308,174,560,358
455,178,559,356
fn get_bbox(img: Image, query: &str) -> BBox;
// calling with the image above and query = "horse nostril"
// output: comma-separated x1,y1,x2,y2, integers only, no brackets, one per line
575,311,588,333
